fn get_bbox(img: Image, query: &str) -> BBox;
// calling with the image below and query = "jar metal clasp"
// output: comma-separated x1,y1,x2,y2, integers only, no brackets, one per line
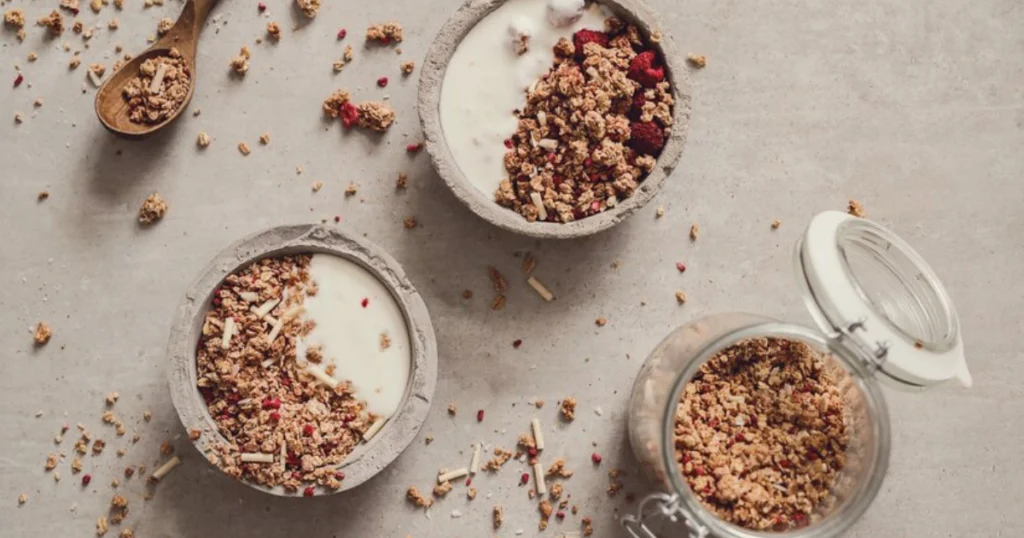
621,492,708,538
822,316,890,374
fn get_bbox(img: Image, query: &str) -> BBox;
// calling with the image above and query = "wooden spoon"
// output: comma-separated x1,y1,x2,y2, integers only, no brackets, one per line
94,0,218,139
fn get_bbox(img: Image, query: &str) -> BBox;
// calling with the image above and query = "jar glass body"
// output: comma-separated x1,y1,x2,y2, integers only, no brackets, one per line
626,313,891,538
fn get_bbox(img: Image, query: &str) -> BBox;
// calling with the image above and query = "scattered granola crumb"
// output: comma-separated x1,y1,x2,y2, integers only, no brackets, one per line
379,332,391,350
295,0,319,18
197,131,211,148
309,181,324,193
549,482,564,499
559,397,576,421
108,19,118,30
266,21,280,40
595,316,607,327
92,439,106,455
467,487,477,500
396,172,408,189
689,223,700,241
69,57,81,69
432,481,453,498
607,468,624,496
138,193,167,224
406,486,433,508
400,61,415,75
488,266,508,292
34,322,52,345
447,403,457,415
37,10,65,36
45,453,59,470
119,530,134,538
18,493,28,505
535,399,544,408
156,17,172,36
687,53,707,68
259,132,270,145
96,516,109,536
493,505,504,529
142,411,152,421
771,219,781,230
366,22,402,44
582,516,594,536
37,191,50,201
90,0,102,13
356,101,395,132
344,183,358,196
27,51,37,62
546,458,573,478
105,392,119,405
538,500,553,530
461,289,473,299
403,217,417,229
238,142,251,156
675,291,686,304
491,295,507,311
14,112,23,124
424,435,433,445
230,46,250,74
33,98,44,108
110,494,128,509
4,9,26,28
848,199,866,217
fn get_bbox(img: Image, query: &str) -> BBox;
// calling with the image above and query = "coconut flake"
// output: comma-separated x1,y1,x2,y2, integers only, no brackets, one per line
266,319,284,342
87,69,102,87
469,443,482,474
238,291,259,303
531,418,545,450
530,192,548,221
305,363,339,389
594,406,603,417
148,63,167,93
526,276,555,301
240,452,274,463
150,456,181,481
362,418,386,442
253,298,280,318
221,317,236,349
533,462,547,495
537,138,558,150
536,111,547,125
438,467,469,484
451,509,463,519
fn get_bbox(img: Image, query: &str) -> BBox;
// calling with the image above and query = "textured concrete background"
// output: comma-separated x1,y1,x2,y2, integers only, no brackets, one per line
1,0,1022,537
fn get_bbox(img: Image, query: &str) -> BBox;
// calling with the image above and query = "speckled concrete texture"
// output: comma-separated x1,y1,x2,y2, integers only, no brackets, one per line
419,0,690,239
1,0,1022,536
167,224,437,496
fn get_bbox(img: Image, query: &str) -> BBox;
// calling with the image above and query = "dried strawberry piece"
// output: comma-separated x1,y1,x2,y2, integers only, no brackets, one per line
405,142,422,153
627,121,665,155
303,424,315,436
337,28,347,40
82,474,92,486
257,2,266,11
591,452,602,464
303,486,315,497
360,297,369,308
572,29,609,59
627,51,665,88
340,102,359,129
520,472,529,485
377,76,388,88
630,91,647,120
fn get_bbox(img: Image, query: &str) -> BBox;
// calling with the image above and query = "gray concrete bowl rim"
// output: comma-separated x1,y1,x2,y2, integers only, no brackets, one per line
418,0,692,239
166,224,438,497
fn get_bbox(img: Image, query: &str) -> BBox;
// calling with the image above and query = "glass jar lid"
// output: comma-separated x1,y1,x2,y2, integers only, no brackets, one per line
794,211,970,389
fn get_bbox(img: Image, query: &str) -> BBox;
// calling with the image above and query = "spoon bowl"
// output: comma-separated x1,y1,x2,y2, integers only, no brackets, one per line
94,0,217,139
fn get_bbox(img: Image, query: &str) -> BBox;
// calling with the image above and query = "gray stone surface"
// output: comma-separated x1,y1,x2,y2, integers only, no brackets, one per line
0,0,1021,536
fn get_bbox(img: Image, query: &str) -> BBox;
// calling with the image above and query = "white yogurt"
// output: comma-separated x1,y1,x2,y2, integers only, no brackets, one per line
439,0,607,196
298,254,410,419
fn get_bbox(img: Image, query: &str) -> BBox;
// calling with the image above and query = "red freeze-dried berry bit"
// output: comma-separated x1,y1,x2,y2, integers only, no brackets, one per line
779,459,792,469
70,7,79,14
572,29,609,59
337,28,347,40
628,121,666,155
360,297,369,308
334,216,341,223
512,339,523,348
503,138,513,149
676,262,687,273
405,142,422,152
734,433,745,442
340,102,359,128
257,2,266,11
377,76,388,88
82,474,92,486
627,51,665,88
303,486,315,497
694,466,705,476
261,397,281,410
591,452,602,464
13,74,24,87
682,455,691,464
303,424,315,436
476,409,484,422
465,478,472,486
528,447,537,457
556,511,566,519
335,471,345,480
269,411,281,421
520,473,530,485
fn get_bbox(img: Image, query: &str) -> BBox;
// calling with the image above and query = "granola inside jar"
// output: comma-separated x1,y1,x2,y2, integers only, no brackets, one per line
624,211,969,537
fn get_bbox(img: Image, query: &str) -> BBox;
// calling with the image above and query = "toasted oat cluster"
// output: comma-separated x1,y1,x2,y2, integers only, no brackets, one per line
36,10,64,36
676,337,849,531
122,49,191,125
495,20,673,223
295,0,319,18
138,193,167,224
195,256,371,492
322,89,395,132
4,9,25,28
365,22,402,44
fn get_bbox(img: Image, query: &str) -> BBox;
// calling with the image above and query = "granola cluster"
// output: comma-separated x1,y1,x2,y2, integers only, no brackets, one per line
365,22,402,44
295,0,319,18
322,89,395,132
36,10,64,36
122,49,191,125
195,255,371,493
137,193,167,224
676,337,849,531
495,20,674,222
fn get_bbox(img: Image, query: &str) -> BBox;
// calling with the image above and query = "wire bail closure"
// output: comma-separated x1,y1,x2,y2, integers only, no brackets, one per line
621,492,708,538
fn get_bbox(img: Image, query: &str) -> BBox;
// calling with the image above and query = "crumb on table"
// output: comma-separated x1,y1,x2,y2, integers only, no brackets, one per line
400,61,415,75
230,46,250,74
848,199,866,217
34,322,52,345
138,193,168,225
295,0,319,18
406,486,432,508
36,10,64,36
687,53,707,67
559,397,576,421
366,22,402,44
197,132,211,148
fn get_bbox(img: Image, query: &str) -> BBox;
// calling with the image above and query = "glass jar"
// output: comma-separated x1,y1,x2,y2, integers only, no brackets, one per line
623,211,970,538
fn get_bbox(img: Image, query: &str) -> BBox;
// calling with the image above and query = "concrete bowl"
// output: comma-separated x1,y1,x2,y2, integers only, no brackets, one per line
418,0,691,239
166,224,437,496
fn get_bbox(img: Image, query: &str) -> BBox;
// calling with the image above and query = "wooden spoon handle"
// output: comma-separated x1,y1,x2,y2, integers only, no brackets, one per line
191,0,220,31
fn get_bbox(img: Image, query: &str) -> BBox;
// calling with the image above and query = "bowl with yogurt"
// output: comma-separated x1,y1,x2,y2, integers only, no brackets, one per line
419,0,691,238
167,224,437,496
